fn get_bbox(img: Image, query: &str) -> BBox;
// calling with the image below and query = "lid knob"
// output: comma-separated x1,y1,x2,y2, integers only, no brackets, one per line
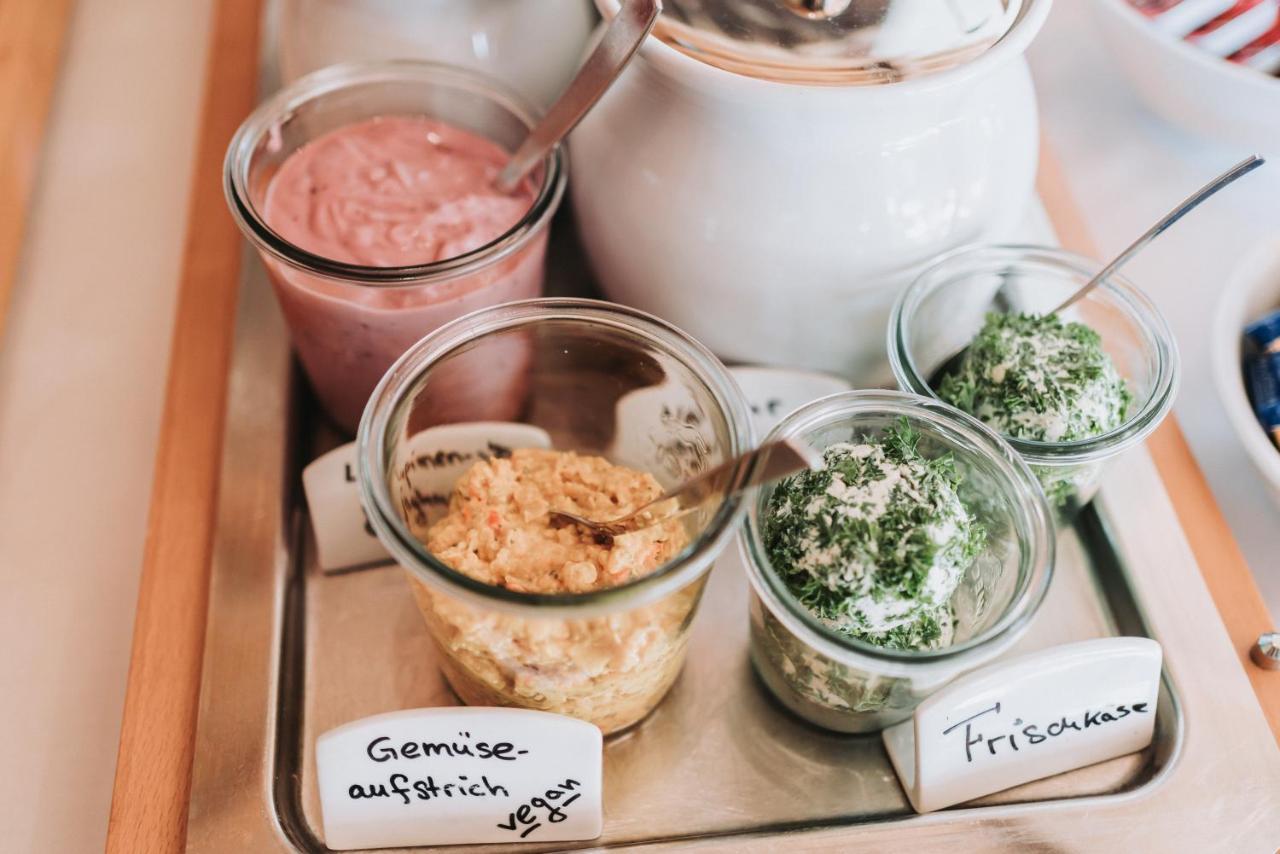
784,0,855,18
656,0,1026,85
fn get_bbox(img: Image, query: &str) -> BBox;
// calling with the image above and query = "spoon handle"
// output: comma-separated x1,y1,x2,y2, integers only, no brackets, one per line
495,0,661,193
1051,154,1265,315
548,437,820,541
663,437,824,510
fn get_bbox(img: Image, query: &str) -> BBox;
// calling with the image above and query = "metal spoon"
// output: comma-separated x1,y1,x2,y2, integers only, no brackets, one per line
1051,154,1264,314
495,0,661,193
932,155,1267,386
548,437,823,545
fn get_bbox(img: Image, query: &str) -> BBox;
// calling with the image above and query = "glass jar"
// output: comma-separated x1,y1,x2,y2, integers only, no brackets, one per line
888,245,1180,520
277,0,597,108
741,390,1054,734
225,61,567,433
358,299,753,734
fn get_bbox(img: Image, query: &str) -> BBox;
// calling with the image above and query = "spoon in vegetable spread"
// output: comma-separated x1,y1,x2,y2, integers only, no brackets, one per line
937,155,1264,445
549,437,823,545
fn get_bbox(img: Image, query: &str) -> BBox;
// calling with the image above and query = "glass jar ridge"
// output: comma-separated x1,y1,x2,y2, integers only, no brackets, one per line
740,390,1054,732
357,298,754,733
223,60,569,431
888,244,1180,516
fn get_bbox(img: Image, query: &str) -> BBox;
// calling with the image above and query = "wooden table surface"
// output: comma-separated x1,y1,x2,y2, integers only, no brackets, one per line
0,1,217,852
0,1,1275,852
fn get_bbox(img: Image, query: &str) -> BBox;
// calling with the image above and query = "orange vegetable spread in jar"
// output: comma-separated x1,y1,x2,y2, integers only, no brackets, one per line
425,448,685,593
408,448,701,734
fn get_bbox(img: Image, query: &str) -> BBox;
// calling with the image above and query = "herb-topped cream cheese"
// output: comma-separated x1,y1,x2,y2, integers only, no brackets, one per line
763,423,984,651
938,312,1131,443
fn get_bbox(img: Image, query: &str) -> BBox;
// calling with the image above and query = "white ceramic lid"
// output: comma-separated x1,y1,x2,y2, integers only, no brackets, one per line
648,0,1027,84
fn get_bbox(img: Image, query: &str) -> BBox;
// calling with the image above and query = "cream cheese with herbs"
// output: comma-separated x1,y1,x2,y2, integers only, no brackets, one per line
763,423,984,651
939,312,1131,443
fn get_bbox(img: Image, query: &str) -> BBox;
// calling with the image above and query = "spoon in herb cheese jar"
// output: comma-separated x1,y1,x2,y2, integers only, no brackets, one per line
911,156,1261,513
934,155,1265,383
548,437,823,545
1051,154,1264,314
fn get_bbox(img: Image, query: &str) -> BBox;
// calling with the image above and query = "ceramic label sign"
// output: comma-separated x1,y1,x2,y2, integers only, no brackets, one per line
316,707,603,850
727,366,852,438
605,366,851,487
302,423,552,573
882,637,1162,813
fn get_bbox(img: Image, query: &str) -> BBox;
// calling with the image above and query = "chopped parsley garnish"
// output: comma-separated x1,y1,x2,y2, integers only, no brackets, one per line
938,312,1131,443
763,421,984,652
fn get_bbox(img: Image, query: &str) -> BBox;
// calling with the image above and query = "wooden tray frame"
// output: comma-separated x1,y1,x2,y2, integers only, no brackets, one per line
0,0,74,338
102,0,1280,850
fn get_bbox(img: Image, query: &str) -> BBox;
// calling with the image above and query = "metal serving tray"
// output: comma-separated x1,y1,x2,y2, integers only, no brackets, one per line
184,197,1280,851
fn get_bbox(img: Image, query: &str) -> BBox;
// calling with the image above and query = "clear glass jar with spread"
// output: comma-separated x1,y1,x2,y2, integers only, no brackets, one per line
358,299,753,734
225,61,567,433
741,391,1054,734
889,245,1180,520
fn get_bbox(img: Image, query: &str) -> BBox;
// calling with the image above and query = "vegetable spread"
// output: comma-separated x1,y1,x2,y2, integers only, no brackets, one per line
411,448,698,734
425,448,684,593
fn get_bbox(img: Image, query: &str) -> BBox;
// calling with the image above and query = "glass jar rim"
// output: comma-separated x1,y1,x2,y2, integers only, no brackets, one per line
741,390,1054,669
223,60,567,287
888,244,1180,466
357,298,755,619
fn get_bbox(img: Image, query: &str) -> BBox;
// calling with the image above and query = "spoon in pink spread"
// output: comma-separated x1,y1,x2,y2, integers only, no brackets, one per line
494,0,661,193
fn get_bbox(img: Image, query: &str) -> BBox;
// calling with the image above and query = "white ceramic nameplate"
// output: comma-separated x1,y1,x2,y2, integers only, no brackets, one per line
882,637,1162,814
727,366,852,437
605,366,849,484
316,707,603,850
606,379,718,482
302,423,552,573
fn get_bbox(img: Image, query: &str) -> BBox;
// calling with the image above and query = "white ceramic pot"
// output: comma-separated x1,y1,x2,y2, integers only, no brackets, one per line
570,0,1052,376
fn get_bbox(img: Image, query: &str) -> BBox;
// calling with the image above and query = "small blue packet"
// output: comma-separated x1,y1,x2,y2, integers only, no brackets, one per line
1244,350,1280,448
1245,308,1280,354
